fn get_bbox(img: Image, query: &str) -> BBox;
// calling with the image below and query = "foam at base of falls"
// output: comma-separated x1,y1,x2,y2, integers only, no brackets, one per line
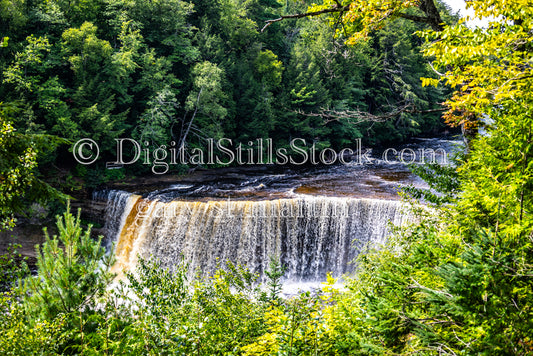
98,190,410,282
280,280,346,298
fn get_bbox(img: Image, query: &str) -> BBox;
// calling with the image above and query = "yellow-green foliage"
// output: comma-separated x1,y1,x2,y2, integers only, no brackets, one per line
243,275,338,356
0,105,37,230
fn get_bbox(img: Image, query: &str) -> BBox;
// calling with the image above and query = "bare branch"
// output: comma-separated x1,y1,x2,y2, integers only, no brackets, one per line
396,12,434,25
178,88,203,150
428,61,444,76
261,5,350,33
293,103,446,125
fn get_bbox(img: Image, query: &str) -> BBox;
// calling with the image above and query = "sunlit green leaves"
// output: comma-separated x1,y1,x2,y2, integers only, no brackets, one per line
0,106,38,230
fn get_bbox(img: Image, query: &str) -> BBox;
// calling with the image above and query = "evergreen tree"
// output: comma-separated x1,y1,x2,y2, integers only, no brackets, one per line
20,203,113,322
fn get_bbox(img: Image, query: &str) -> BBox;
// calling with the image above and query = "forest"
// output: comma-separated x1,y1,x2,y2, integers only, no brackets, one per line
0,0,451,198
1,0,532,354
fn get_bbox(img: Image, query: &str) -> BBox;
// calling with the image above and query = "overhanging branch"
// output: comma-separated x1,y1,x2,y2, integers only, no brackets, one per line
293,103,446,125
396,12,434,25
261,5,350,32
262,0,445,33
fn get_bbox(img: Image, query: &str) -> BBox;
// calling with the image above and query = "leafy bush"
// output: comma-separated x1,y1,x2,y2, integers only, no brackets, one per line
0,243,28,293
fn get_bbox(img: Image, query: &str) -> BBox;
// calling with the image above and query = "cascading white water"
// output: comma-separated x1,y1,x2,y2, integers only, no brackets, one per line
97,190,410,282
92,190,139,248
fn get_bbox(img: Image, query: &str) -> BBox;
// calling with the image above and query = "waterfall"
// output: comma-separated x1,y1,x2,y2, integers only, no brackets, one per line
92,190,140,248
98,190,410,282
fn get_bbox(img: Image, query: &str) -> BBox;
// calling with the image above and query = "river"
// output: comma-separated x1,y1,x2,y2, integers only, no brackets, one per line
92,137,459,293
